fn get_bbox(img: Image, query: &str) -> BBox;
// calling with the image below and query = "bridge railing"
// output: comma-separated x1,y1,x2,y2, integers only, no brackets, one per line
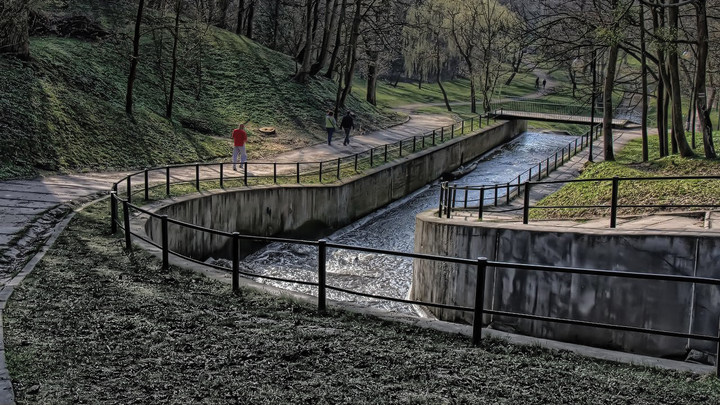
111,115,496,203
491,100,602,117
108,189,720,375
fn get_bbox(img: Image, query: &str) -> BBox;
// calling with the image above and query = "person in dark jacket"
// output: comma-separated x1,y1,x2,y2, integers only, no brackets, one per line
340,111,355,146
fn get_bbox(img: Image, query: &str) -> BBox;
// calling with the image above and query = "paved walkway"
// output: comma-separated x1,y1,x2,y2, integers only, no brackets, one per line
0,111,458,281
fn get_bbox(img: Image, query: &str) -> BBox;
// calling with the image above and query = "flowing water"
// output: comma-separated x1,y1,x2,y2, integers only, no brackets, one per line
239,131,580,314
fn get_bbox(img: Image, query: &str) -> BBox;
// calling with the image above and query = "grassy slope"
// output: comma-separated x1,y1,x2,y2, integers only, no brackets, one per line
5,200,720,404
0,11,397,180
534,131,720,219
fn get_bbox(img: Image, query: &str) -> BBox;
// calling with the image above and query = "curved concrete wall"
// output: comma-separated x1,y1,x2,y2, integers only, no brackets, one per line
411,211,720,359
145,120,527,261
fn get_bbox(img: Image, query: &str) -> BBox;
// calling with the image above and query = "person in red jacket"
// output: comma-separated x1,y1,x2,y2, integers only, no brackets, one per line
232,124,248,171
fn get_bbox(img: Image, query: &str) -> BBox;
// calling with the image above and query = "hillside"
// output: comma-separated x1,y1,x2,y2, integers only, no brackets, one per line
0,5,399,180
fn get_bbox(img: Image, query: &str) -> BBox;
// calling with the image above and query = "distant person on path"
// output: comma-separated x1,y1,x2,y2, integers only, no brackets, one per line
232,123,247,171
340,111,355,146
325,111,337,145
535,77,539,89
542,78,546,89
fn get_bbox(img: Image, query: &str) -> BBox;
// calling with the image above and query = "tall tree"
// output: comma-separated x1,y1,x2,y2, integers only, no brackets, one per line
126,0,146,115
0,0,32,60
166,0,182,119
692,0,716,158
294,0,315,82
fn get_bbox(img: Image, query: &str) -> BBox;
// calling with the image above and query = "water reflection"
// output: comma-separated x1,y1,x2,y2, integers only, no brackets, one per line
240,132,580,313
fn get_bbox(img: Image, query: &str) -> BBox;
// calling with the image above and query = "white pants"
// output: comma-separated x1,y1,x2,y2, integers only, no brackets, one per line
233,146,247,169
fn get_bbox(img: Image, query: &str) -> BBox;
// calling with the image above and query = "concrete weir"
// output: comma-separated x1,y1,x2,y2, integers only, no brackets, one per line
144,120,527,262
411,211,720,361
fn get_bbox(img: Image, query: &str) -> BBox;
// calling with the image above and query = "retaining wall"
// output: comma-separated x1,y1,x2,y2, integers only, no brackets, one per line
411,211,720,359
145,120,527,261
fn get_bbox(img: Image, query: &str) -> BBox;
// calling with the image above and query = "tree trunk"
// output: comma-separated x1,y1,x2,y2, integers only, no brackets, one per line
366,51,377,106
602,43,618,161
324,0,346,79
126,0,145,115
245,0,254,39
270,0,280,48
310,0,336,76
639,2,649,162
0,0,30,60
338,0,361,108
667,0,694,157
469,77,477,114
293,0,314,83
166,0,181,119
693,0,716,158
437,53,451,112
236,0,245,35
218,0,230,29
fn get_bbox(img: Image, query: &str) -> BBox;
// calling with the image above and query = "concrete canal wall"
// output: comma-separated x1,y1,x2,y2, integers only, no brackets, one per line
411,211,720,360
145,119,527,261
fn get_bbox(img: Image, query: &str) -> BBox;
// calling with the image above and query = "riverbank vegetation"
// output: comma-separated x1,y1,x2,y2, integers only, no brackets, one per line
533,130,720,220
5,200,720,404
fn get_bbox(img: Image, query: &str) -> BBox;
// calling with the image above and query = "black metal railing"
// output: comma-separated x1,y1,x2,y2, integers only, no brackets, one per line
108,190,720,376
440,174,720,228
111,115,495,203
438,128,600,219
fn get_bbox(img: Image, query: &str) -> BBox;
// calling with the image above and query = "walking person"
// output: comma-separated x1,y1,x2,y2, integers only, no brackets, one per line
535,77,539,89
325,111,337,145
542,78,546,89
232,123,247,171
340,111,355,146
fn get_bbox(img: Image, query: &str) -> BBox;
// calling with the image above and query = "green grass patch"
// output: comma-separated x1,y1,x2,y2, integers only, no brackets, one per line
532,130,720,220
0,5,399,180
5,200,720,403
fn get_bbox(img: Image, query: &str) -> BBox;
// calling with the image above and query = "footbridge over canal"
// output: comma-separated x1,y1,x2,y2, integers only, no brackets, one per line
492,101,633,129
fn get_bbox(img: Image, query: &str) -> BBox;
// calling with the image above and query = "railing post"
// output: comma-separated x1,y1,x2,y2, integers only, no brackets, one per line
546,158,550,177
437,128,441,144
471,117,474,131
610,176,619,228
273,163,277,184
384,145,388,162
166,166,171,195
195,164,200,191
438,184,445,218
479,188,484,220
422,135,425,149
413,136,417,152
317,239,327,312
506,182,510,204
126,176,132,203
451,183,458,213
463,186,469,208
370,149,374,167
297,162,300,183
399,140,403,157
472,257,488,346
110,191,117,234
319,161,323,183
161,215,169,270
232,232,239,292
243,164,248,186
555,152,558,169
144,169,149,201
494,185,498,206
461,121,464,134
529,168,533,181
523,182,531,224
219,163,224,189
122,200,131,250
715,316,720,378
575,138,578,154
337,157,341,179
451,124,454,139
445,184,452,218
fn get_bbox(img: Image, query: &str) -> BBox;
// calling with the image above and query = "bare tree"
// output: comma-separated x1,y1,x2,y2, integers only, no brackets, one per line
0,0,35,60
126,0,146,115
